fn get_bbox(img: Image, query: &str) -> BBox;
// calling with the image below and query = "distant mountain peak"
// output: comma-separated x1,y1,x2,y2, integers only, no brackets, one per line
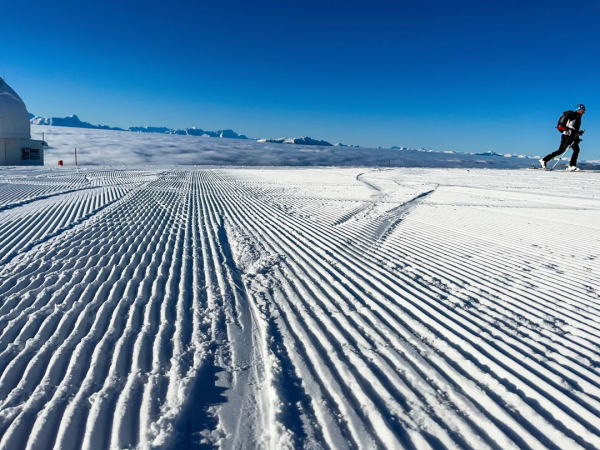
257,136,333,146
30,114,248,140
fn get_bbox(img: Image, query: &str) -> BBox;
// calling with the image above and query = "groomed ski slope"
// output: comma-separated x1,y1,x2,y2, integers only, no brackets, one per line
0,166,599,450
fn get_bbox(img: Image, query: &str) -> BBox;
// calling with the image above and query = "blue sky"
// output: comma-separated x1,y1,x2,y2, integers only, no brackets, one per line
2,0,600,158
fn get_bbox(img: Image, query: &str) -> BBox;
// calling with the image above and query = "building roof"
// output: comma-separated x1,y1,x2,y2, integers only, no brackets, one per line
0,78,30,139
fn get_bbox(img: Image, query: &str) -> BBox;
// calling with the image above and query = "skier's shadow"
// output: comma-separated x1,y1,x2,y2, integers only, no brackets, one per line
181,364,228,450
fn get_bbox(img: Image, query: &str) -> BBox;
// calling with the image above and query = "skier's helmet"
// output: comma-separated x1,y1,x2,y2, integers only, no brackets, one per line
576,104,586,111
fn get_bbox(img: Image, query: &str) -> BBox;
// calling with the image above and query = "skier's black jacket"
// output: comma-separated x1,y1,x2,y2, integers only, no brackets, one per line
564,111,582,133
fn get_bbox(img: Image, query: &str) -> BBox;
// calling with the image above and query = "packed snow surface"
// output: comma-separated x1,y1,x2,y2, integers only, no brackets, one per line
0,166,599,450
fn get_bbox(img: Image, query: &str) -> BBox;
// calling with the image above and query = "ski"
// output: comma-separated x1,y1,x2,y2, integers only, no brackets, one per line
525,168,599,173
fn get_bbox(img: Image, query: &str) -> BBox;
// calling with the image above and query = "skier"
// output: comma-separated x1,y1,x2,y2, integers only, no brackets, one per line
540,104,585,171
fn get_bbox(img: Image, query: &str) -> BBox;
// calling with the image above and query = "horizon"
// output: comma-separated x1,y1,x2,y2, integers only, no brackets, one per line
3,0,600,159
25,112,533,155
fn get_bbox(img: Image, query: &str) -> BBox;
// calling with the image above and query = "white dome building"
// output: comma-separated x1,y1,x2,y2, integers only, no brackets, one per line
0,78,44,165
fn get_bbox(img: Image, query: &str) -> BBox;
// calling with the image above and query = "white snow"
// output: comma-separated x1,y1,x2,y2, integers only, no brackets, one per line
0,165,599,449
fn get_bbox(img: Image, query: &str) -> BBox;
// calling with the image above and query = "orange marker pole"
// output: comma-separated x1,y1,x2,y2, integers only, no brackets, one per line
75,148,78,166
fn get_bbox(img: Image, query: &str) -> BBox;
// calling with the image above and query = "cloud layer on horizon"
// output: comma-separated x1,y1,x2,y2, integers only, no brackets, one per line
34,125,537,168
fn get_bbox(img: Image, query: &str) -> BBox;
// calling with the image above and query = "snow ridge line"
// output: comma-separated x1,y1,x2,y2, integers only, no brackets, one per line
211,171,510,446
410,206,600,269
389,222,600,326
0,185,99,213
0,186,132,268
223,171,512,446
198,173,263,449
0,171,223,449
0,167,598,449
332,203,374,227
0,178,88,208
210,172,477,448
212,169,600,449
0,176,179,449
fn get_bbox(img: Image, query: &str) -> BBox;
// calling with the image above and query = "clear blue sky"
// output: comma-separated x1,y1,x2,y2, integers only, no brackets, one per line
2,0,600,158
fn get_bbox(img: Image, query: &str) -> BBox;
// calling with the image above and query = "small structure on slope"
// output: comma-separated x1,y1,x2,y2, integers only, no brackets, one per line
0,77,44,165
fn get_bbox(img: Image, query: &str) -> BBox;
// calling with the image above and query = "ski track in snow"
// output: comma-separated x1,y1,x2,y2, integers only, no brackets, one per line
0,166,599,450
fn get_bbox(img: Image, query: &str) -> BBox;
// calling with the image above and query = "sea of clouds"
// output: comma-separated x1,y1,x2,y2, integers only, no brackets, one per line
34,125,540,169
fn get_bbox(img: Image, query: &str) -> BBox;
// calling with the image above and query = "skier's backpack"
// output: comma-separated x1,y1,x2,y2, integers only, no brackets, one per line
556,110,573,132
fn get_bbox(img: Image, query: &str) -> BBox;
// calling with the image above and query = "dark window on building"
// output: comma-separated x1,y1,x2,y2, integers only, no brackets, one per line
30,149,40,159
21,148,30,160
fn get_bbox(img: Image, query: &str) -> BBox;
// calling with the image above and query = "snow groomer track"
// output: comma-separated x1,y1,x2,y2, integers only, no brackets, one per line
0,166,599,450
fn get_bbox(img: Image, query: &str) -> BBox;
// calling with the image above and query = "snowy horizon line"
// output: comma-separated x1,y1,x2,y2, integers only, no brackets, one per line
30,112,541,160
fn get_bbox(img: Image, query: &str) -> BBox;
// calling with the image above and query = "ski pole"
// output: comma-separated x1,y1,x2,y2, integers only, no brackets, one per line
549,148,570,171
551,132,584,171
549,136,580,171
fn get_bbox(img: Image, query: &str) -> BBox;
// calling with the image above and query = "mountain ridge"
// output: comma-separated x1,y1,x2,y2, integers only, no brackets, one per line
29,113,536,160
29,113,248,140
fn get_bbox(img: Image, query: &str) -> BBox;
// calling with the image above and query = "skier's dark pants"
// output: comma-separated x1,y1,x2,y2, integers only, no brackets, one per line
543,134,580,166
